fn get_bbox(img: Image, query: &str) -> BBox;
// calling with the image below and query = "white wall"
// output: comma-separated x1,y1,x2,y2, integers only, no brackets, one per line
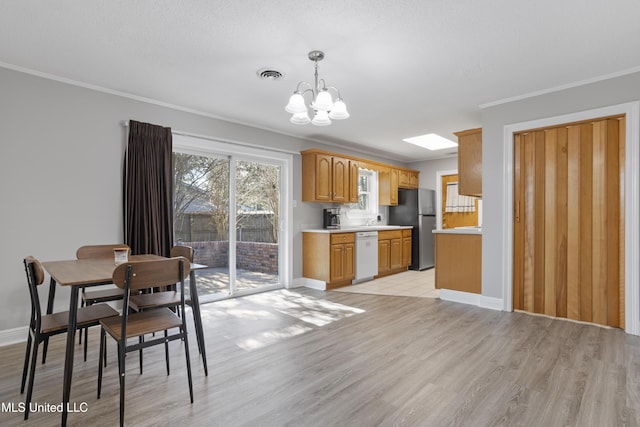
481,70,640,300
0,67,409,333
408,156,458,190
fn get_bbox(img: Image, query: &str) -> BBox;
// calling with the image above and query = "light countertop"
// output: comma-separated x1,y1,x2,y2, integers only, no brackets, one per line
433,226,482,235
302,225,413,234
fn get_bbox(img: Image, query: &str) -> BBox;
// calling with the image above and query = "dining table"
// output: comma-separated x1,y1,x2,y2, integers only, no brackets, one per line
41,254,208,427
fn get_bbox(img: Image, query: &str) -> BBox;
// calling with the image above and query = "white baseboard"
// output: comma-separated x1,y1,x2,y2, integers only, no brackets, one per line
299,277,327,291
439,289,480,306
439,289,504,311
290,277,307,288
479,295,504,311
0,326,27,347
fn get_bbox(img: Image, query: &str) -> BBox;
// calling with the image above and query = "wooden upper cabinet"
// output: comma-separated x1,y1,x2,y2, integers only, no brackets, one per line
302,152,351,203
379,167,399,206
398,169,419,189
332,156,349,202
390,169,399,205
301,149,419,205
454,128,482,197
349,160,359,204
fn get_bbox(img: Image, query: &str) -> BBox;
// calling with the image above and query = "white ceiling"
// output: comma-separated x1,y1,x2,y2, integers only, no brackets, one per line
2,0,640,162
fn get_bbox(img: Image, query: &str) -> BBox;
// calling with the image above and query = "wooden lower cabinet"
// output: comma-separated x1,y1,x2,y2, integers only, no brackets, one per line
378,239,390,273
377,230,410,277
434,233,481,294
303,232,355,289
330,239,355,283
402,229,412,267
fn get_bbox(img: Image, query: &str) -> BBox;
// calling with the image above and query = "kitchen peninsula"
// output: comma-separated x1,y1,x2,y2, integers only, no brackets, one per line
433,227,482,294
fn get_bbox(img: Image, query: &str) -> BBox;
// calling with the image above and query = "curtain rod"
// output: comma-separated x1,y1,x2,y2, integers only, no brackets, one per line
121,120,299,155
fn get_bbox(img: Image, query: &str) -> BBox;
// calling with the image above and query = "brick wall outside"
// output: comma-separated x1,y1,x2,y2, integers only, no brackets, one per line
180,240,278,275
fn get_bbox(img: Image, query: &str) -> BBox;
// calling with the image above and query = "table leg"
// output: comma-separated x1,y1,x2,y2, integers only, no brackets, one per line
42,277,58,363
61,286,79,427
46,277,56,314
189,271,208,376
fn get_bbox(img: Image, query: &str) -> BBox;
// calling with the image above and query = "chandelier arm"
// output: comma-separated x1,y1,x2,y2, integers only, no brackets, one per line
295,81,313,94
325,86,343,100
300,87,315,101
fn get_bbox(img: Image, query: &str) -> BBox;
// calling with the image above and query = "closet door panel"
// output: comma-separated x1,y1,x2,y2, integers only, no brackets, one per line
513,116,623,328
578,124,593,322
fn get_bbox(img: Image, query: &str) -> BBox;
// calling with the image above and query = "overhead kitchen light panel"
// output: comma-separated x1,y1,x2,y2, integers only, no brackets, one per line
403,133,458,151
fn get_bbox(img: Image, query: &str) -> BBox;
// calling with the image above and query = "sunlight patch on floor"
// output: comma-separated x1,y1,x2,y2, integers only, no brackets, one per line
245,289,366,326
235,324,314,351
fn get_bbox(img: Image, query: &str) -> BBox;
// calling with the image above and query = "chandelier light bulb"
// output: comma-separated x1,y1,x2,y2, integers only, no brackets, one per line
311,110,332,126
328,99,349,120
312,90,334,112
285,92,307,114
290,111,311,125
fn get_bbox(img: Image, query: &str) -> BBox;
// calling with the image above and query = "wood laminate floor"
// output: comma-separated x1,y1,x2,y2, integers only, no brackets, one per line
1,288,640,426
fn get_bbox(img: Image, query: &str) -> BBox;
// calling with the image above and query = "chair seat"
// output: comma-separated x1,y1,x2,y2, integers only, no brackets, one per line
40,304,119,334
100,308,183,340
129,291,191,311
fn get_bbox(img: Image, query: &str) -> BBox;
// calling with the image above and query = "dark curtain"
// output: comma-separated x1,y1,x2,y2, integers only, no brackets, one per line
123,120,173,256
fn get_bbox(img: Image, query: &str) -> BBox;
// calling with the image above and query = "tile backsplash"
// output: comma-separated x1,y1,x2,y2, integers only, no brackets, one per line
339,204,388,227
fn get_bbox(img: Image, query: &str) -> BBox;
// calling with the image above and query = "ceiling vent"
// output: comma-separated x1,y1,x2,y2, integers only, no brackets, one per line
257,68,284,81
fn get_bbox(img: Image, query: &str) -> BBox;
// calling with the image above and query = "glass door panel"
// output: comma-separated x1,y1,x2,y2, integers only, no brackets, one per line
234,160,281,293
173,152,230,301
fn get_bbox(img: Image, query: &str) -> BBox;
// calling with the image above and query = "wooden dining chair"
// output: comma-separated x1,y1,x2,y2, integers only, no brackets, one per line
77,244,132,306
76,244,132,361
128,245,208,375
97,257,194,427
21,256,119,420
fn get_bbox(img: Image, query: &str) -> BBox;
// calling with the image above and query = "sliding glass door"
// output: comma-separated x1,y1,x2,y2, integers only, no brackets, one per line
234,159,281,294
173,146,286,301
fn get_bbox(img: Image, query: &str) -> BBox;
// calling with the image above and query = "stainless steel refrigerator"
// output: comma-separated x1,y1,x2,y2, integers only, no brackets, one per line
388,188,436,270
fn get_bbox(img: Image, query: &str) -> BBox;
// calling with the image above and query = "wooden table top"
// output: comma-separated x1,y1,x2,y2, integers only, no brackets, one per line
42,255,206,287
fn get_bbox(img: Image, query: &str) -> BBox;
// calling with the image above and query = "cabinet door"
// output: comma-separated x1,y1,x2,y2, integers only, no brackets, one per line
378,239,390,274
402,236,412,267
455,128,482,197
349,160,359,204
409,171,419,189
315,153,333,201
379,168,390,205
344,243,355,280
330,243,345,281
332,157,349,202
390,237,403,269
390,169,399,205
399,170,410,188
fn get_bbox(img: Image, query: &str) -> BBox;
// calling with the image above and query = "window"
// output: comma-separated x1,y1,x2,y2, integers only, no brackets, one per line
356,168,378,215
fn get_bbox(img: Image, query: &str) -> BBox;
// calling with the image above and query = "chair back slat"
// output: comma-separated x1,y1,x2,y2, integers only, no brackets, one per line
23,256,44,329
170,245,193,262
112,257,190,291
76,244,130,260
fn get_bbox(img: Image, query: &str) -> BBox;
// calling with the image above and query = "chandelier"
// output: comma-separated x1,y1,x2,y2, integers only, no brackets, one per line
285,50,350,126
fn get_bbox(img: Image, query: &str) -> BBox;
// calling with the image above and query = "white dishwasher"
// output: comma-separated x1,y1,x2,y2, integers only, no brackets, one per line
354,231,378,284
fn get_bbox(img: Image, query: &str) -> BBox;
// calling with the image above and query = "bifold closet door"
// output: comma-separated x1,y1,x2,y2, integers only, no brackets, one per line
513,117,625,328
